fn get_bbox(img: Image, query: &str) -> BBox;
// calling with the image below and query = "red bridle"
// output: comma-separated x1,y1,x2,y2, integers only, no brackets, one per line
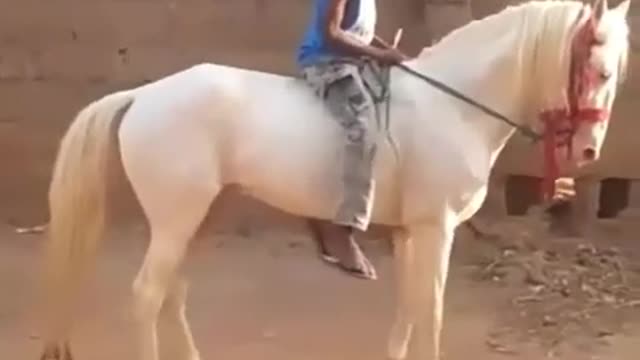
539,8,609,200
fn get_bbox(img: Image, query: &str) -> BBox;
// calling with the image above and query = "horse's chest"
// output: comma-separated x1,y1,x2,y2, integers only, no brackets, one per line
400,139,492,223
457,185,489,222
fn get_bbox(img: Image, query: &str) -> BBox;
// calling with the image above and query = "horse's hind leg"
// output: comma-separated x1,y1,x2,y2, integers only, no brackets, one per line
159,277,200,360
121,139,220,360
130,178,217,360
119,104,222,360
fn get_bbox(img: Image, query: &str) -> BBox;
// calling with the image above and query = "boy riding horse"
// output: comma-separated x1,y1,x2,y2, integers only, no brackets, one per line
297,0,408,280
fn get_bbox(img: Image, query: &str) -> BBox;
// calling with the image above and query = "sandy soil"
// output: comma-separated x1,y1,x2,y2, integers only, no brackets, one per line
2,200,640,360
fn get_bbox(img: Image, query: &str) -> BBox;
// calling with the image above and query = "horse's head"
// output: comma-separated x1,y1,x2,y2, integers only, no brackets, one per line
528,0,630,196
539,0,630,172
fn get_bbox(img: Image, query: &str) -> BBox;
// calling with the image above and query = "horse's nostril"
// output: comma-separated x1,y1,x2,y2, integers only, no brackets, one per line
583,148,597,161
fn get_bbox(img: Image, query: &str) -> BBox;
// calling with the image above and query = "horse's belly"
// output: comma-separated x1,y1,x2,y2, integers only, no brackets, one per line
235,129,404,225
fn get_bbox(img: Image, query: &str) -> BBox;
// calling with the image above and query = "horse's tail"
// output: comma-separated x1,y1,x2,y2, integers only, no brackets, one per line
41,90,135,345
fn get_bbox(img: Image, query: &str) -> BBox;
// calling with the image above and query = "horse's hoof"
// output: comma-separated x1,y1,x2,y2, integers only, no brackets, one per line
40,347,60,360
40,342,73,360
63,342,74,360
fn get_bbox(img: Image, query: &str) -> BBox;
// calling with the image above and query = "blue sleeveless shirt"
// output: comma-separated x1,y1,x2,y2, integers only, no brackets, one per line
296,0,377,68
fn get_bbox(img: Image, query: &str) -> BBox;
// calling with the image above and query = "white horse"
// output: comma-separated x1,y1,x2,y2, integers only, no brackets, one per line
39,1,630,359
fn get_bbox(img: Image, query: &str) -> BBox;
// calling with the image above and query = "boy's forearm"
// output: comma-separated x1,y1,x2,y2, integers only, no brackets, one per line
372,34,393,49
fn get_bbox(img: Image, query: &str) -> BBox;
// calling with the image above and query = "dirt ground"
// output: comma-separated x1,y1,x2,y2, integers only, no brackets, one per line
1,2,639,357
2,189,640,360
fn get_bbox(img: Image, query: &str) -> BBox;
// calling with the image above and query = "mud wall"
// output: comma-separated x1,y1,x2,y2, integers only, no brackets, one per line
0,0,422,225
1,0,638,226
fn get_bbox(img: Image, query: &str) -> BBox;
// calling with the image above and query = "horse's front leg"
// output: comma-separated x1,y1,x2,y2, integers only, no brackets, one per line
387,228,414,360
408,221,456,360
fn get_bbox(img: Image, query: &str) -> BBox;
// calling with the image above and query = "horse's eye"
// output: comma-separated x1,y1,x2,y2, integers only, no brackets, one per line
600,70,612,81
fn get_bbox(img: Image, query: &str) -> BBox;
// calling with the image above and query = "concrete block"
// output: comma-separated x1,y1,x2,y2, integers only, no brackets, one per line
619,180,640,218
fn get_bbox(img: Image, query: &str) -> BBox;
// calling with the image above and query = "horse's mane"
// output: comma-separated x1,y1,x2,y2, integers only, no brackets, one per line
412,1,628,112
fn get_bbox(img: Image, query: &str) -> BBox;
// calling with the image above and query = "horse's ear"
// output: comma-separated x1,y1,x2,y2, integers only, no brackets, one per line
591,0,607,22
611,0,630,18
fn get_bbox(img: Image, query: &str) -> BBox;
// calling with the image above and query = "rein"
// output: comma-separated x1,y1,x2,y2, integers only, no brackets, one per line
395,63,543,142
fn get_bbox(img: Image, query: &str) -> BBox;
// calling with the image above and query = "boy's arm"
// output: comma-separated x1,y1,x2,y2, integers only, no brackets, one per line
325,0,387,60
372,30,410,59
372,35,393,49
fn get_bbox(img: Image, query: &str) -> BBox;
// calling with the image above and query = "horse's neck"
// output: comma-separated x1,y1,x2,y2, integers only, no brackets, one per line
398,8,535,164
